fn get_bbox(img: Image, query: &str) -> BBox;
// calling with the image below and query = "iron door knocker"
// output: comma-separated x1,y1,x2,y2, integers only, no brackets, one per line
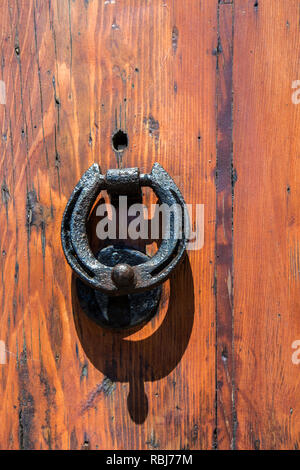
61,163,189,329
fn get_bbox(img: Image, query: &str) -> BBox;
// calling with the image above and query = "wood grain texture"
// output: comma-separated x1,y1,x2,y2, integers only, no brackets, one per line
233,0,300,450
1,0,300,451
0,0,217,449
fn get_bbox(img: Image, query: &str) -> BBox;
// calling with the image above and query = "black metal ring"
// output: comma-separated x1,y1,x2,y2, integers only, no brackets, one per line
61,163,189,295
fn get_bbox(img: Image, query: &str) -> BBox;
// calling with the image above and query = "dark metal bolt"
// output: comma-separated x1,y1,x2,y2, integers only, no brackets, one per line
111,263,135,287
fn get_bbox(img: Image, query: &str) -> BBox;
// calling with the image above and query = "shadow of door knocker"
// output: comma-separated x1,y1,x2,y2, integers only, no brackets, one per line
61,163,190,329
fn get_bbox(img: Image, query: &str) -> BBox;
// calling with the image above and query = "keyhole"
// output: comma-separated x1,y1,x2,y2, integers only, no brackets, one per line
112,129,128,152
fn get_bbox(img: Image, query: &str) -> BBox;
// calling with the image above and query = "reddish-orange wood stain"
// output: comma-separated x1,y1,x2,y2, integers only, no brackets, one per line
0,0,299,450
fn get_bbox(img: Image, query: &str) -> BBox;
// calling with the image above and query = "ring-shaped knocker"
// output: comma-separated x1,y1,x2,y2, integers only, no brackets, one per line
61,163,189,328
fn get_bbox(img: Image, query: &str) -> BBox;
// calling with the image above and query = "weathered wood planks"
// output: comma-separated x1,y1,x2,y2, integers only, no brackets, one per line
233,0,300,450
1,0,300,450
0,0,217,449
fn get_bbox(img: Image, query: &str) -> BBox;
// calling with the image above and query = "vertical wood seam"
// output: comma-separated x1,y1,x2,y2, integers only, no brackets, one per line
215,0,236,449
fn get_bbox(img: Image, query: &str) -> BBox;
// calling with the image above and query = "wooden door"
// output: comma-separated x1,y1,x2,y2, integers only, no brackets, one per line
0,0,299,451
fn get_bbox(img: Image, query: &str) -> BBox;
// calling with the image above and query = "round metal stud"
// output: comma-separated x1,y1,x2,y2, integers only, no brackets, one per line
111,263,135,287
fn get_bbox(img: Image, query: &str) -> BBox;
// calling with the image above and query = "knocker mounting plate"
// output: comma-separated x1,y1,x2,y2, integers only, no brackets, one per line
76,246,162,329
